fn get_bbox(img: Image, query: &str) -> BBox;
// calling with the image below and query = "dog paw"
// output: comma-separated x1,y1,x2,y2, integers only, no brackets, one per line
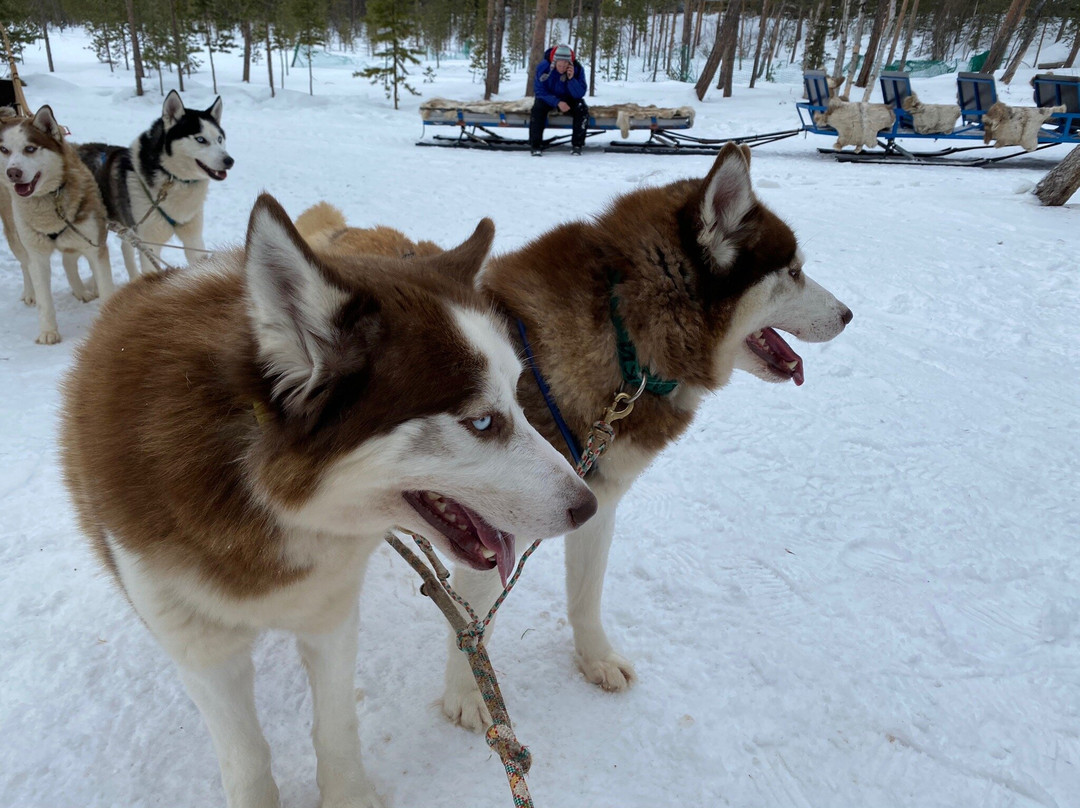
441,687,492,734
36,330,61,345
577,650,637,692
73,288,98,303
21,292,35,306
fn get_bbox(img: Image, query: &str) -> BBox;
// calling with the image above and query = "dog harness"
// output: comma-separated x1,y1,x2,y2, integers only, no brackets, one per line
44,185,99,247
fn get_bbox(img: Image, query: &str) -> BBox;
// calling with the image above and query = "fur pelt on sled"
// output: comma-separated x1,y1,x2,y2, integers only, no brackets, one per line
982,101,1066,151
900,93,960,135
420,98,695,138
812,98,896,152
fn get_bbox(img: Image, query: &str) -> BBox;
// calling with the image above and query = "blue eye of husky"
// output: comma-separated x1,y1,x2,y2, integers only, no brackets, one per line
470,415,492,431
195,136,208,145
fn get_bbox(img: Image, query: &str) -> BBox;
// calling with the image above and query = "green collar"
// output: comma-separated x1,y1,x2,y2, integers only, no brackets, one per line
608,273,679,396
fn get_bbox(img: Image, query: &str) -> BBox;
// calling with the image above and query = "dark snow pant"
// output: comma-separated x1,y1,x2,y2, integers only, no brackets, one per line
529,98,589,149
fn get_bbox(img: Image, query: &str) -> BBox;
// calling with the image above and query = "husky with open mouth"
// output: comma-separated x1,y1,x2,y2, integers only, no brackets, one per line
295,145,853,734
76,89,233,278
61,193,596,808
0,105,115,344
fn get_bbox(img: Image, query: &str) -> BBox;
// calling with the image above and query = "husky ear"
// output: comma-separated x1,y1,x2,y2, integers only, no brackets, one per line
31,106,64,142
162,90,185,130
420,217,494,287
207,96,223,124
697,142,756,271
245,193,363,415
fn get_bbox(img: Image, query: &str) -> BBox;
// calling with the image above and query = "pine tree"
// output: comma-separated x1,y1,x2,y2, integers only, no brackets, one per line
355,0,422,109
290,0,328,95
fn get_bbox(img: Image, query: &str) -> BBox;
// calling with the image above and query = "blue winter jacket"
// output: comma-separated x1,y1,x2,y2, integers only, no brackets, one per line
533,59,587,108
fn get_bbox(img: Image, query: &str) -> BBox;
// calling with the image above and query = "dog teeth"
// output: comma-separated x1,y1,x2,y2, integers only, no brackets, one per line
480,548,496,560
424,491,440,502
786,360,799,370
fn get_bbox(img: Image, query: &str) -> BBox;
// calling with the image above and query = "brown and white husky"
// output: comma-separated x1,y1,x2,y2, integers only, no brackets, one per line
0,105,114,343
61,193,596,808
296,144,854,733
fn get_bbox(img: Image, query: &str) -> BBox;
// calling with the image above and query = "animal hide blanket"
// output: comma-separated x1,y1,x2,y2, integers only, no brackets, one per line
813,98,896,152
901,93,960,135
981,101,1067,151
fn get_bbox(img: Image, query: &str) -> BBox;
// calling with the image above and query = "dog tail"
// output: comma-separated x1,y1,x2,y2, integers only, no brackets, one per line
294,202,347,243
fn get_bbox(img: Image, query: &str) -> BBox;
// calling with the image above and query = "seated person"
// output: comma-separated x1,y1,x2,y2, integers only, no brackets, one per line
530,44,588,155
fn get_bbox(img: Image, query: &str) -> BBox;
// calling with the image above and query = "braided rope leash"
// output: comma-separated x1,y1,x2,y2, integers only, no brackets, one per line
384,381,645,807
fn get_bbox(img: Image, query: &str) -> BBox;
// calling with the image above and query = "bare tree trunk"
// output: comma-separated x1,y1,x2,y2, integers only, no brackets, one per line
718,0,744,97
862,0,897,101
1032,18,1048,67
790,0,805,62
883,0,909,67
205,18,217,94
765,1,785,63
695,7,726,99
693,0,707,50
843,1,868,98
1066,27,1080,68
1002,0,1047,84
750,0,769,87
589,0,601,97
169,0,185,91
680,0,693,80
983,0,1033,74
1035,145,1080,205
832,0,853,81
898,0,920,71
103,24,114,73
665,10,678,74
492,0,507,96
265,24,275,97
484,0,497,99
125,0,144,96
41,18,53,72
242,20,252,83
855,0,889,86
525,0,549,96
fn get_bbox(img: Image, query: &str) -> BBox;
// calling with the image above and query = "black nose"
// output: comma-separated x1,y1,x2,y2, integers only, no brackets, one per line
6,167,22,182
841,307,853,325
223,156,235,168
568,491,598,529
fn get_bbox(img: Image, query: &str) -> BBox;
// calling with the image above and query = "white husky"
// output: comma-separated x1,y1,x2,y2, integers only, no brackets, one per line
76,89,233,277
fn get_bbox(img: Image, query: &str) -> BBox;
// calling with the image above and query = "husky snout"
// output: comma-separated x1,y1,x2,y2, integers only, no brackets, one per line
569,488,598,528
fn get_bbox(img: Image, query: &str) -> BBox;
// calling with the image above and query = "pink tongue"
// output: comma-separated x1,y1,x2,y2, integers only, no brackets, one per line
762,327,805,386
15,182,33,197
468,513,516,587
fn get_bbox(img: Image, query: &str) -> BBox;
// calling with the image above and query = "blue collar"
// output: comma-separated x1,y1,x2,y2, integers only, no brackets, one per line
516,319,583,469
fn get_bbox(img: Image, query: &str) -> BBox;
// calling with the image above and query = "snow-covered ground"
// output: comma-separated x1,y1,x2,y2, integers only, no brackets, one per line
2,28,1078,808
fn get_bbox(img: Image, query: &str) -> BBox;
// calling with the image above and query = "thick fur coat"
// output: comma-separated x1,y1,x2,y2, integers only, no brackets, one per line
0,105,114,343
62,194,596,807
295,145,854,735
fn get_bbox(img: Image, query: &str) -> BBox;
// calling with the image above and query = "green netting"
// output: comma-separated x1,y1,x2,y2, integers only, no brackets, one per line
840,50,990,78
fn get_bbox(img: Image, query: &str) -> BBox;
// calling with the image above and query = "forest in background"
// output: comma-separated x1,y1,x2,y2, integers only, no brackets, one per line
1,1,1078,106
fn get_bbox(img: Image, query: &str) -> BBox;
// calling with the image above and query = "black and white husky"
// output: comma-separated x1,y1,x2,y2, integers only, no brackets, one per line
77,90,233,276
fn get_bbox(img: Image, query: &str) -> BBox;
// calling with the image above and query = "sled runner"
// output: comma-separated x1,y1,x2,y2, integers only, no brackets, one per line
417,98,803,154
